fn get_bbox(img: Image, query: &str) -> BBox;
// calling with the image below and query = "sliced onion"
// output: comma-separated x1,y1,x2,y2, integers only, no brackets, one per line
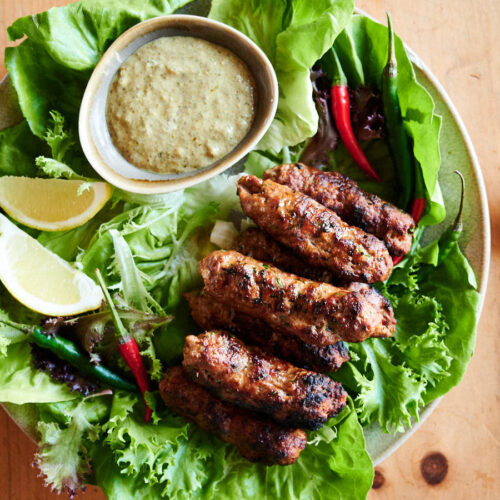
210,220,239,249
240,217,256,232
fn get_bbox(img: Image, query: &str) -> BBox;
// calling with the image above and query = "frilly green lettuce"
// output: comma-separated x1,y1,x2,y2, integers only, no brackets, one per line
334,235,479,433
99,393,373,500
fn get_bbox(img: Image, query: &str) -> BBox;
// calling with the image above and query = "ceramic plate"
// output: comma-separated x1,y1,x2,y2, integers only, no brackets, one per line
0,2,490,469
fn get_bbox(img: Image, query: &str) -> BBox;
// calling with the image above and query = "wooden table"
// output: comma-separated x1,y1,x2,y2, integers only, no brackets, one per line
0,0,498,498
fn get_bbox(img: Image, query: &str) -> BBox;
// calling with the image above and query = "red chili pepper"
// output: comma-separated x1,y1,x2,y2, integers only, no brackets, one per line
410,197,426,223
326,49,381,182
96,269,152,422
410,167,427,223
118,342,152,422
392,255,403,265
331,85,381,182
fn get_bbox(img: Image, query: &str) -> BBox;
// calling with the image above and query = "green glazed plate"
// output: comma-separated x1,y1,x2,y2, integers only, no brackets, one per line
0,3,490,469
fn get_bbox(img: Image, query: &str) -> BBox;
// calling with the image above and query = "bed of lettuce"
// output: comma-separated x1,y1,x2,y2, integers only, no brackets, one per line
0,0,480,499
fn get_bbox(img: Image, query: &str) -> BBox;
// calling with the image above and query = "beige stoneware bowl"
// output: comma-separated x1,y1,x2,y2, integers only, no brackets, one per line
79,15,278,194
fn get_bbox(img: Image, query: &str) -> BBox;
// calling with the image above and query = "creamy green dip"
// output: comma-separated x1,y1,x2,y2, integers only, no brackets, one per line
106,36,256,174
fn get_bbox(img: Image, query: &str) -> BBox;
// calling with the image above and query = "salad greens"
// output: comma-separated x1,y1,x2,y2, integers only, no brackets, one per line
210,0,355,152
332,15,445,225
335,235,479,431
0,0,480,498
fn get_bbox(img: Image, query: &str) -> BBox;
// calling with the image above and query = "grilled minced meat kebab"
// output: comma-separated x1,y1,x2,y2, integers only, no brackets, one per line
160,366,306,465
264,163,415,257
185,290,350,373
238,175,393,284
199,250,396,345
182,331,347,430
232,227,337,284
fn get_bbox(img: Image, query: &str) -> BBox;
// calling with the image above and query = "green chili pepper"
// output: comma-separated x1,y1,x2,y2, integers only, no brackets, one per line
0,318,137,392
417,170,465,281
382,12,414,210
437,170,465,265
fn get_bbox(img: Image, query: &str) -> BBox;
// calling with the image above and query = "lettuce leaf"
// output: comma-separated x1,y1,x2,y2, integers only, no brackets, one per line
100,393,373,500
419,243,480,402
91,445,165,500
0,120,47,176
35,110,95,179
328,15,445,224
202,400,373,500
35,397,110,496
334,235,480,432
5,0,195,138
209,0,355,152
0,342,78,404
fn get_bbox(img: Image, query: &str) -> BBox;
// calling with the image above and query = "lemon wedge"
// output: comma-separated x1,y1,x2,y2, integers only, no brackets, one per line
0,214,103,316
0,177,112,231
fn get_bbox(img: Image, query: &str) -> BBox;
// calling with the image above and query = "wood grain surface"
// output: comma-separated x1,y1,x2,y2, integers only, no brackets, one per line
0,0,499,498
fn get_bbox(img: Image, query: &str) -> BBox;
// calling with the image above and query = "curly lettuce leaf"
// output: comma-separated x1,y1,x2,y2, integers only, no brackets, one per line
419,243,480,402
34,110,95,179
91,445,165,500
35,397,110,496
104,392,205,489
335,235,480,433
100,393,373,500
209,0,355,152
339,339,425,432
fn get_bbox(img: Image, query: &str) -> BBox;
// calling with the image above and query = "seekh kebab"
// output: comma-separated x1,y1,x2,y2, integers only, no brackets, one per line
160,366,307,465
237,175,393,284
264,163,415,257
185,289,350,373
182,331,347,430
199,250,396,346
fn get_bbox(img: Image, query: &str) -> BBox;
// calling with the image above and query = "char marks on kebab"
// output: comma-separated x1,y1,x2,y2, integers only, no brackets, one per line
161,161,415,465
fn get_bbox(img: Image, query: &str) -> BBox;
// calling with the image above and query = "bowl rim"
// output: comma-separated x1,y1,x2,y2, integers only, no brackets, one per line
78,14,279,194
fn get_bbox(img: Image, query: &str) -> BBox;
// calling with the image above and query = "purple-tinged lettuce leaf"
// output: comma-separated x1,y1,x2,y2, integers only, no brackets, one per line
349,87,385,141
31,344,101,396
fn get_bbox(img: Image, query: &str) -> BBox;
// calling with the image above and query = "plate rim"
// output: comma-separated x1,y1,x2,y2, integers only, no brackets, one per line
353,7,491,465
